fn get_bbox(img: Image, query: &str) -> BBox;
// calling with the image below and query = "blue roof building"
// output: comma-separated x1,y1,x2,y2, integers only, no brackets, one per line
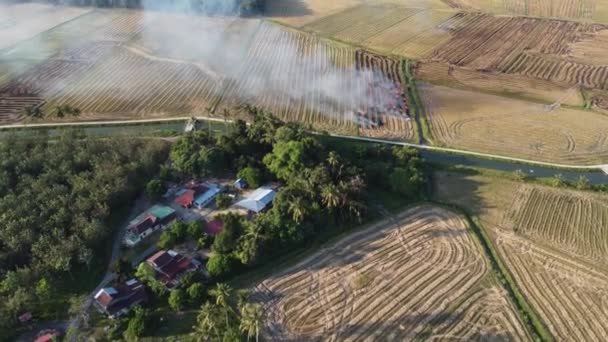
234,178,248,189
193,184,221,209
236,187,276,213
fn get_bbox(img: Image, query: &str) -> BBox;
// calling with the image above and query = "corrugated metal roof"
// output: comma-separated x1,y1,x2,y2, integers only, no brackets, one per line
236,187,276,213
148,205,175,219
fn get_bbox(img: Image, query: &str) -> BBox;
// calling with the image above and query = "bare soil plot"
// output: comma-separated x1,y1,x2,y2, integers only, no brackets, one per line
503,186,608,265
589,89,608,113
429,13,600,71
0,3,90,50
425,13,608,93
252,206,527,341
415,61,585,105
420,83,608,165
568,28,608,65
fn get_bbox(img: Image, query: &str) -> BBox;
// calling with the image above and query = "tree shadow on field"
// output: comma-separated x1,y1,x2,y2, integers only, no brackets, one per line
260,311,519,341
262,0,314,18
425,226,469,238
430,169,490,218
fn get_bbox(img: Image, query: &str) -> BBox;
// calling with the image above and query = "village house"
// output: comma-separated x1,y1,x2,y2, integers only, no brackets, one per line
124,205,176,247
236,187,277,214
93,279,148,319
146,250,200,289
174,182,221,209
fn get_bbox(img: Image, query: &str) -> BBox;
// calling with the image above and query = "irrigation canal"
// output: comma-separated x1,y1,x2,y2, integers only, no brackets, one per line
1,119,607,185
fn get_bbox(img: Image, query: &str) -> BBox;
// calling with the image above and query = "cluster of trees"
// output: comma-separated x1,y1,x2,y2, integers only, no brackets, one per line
0,131,169,338
169,110,427,279
512,169,607,192
22,104,81,119
193,283,262,341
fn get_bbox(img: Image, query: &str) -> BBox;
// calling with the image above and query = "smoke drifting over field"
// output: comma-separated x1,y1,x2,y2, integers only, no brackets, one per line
137,0,405,122
0,1,407,127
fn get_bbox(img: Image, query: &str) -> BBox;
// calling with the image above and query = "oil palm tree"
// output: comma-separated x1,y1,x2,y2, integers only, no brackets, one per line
240,303,263,342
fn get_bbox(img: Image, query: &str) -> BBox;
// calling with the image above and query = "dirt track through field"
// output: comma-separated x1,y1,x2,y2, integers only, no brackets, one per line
252,206,528,341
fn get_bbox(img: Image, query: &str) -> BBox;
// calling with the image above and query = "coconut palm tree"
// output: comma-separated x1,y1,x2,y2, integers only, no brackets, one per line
240,303,263,342
326,151,344,180
288,196,308,223
321,183,341,208
210,283,233,326
192,302,220,341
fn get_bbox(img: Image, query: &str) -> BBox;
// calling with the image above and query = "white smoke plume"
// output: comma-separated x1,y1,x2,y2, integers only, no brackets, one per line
0,0,407,126
137,0,407,123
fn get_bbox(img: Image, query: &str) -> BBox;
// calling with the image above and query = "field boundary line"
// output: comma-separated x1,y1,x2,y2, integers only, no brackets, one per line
431,200,553,341
1,116,607,170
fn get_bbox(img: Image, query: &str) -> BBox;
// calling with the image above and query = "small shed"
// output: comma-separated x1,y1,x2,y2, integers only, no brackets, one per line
234,178,248,189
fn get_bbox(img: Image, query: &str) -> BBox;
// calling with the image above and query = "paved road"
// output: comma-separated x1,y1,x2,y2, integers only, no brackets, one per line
1,116,606,171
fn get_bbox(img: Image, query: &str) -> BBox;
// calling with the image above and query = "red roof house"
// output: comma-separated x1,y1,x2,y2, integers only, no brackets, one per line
34,330,60,342
146,250,199,288
174,189,196,208
129,215,157,235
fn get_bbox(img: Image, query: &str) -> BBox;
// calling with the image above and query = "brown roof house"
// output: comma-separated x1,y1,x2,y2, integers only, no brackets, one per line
94,279,148,319
146,250,200,289
124,205,176,247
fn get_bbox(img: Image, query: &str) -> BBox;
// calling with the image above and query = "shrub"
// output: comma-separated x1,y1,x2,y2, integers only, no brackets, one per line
206,254,233,277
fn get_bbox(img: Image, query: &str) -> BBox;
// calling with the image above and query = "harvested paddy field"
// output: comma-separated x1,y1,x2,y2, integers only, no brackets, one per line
0,3,90,50
302,3,458,59
422,13,608,93
420,83,608,165
298,3,608,101
252,206,529,341
216,22,415,140
434,171,608,341
443,0,605,22
0,10,415,140
496,232,608,340
264,0,364,27
503,186,608,265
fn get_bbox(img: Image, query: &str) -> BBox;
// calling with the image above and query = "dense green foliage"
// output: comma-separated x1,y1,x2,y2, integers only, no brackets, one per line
0,131,168,337
169,111,427,282
192,283,263,342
